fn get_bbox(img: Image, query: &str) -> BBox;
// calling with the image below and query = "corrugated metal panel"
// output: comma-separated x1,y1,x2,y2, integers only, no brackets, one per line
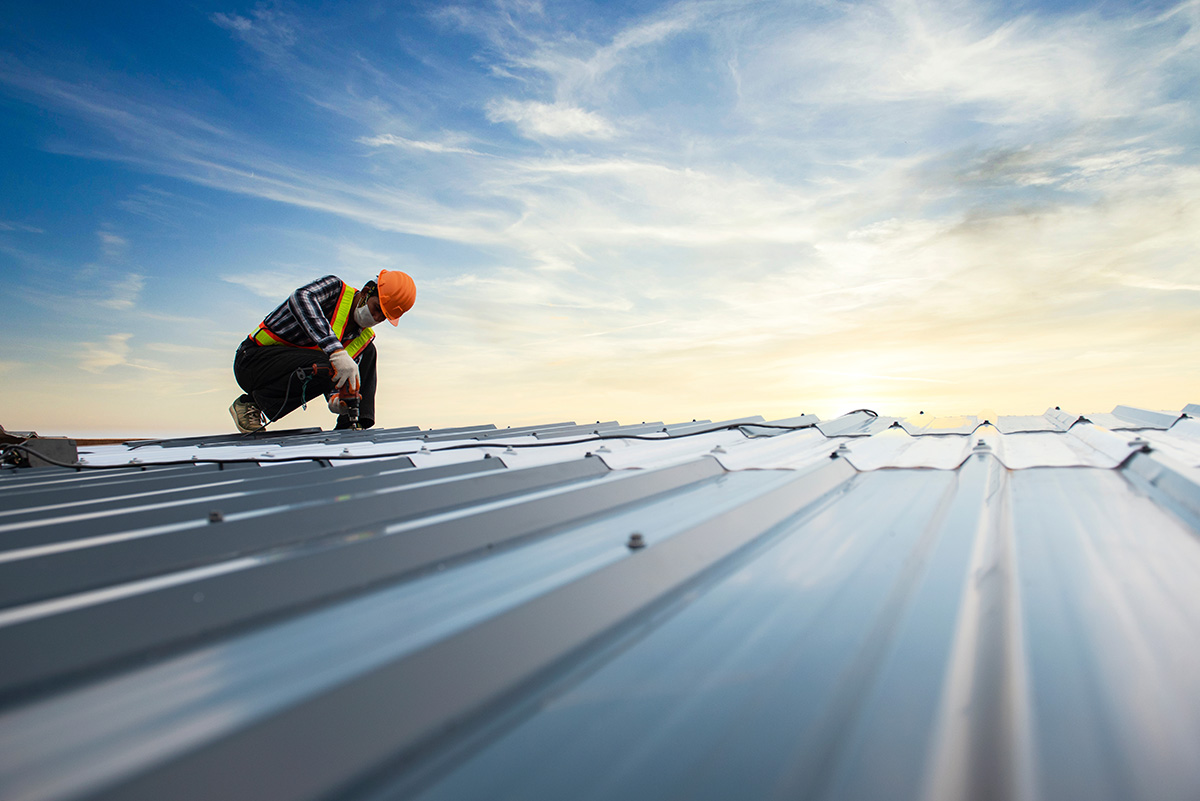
1085,405,1182,430
897,414,981,435
2,406,1199,801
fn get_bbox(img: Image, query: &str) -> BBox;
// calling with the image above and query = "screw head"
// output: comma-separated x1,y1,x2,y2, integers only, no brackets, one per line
627,533,646,550
208,510,224,524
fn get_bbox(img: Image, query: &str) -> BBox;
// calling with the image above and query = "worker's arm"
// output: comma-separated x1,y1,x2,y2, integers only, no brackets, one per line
286,275,345,355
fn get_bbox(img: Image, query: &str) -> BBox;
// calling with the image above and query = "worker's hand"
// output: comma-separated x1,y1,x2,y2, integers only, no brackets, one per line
328,395,348,415
329,349,360,392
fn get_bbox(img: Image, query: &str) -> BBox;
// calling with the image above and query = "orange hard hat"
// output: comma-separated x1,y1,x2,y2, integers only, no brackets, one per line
377,269,415,325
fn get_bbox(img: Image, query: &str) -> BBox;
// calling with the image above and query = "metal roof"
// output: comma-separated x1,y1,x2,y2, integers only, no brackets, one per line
2,405,1200,801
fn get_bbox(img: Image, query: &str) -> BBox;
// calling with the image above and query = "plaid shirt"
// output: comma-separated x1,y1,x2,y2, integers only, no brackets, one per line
258,275,361,356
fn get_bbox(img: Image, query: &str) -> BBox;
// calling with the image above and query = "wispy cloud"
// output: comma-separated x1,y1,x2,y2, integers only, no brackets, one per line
807,369,955,385
117,185,209,226
0,221,43,233
99,273,145,310
98,230,127,258
220,270,319,300
78,333,133,373
358,134,484,155
486,99,615,139
1111,274,1200,293
210,8,298,60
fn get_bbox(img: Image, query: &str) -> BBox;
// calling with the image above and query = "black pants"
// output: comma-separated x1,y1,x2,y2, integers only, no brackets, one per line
233,340,377,429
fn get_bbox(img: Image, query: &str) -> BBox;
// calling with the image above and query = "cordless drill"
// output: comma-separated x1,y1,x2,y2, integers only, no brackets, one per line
294,364,362,429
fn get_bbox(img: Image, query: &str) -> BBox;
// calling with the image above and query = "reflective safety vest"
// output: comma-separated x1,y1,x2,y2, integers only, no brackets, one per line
249,282,375,359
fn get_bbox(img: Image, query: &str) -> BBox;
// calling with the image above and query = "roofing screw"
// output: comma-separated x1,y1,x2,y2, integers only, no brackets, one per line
627,533,646,550
974,439,991,450
341,448,353,456
208,510,224,523
596,445,611,453
129,458,142,465
711,445,726,454
504,446,516,454
419,446,430,454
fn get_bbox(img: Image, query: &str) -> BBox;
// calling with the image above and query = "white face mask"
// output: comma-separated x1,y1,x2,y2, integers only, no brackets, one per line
354,303,375,329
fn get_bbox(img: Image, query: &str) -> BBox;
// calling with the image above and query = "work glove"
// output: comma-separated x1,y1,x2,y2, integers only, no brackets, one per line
329,349,360,392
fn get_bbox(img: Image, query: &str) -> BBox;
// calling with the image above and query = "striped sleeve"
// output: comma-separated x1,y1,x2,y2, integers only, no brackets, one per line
287,275,344,355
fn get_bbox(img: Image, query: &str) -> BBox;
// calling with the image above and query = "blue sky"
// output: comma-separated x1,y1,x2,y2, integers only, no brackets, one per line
1,0,1198,436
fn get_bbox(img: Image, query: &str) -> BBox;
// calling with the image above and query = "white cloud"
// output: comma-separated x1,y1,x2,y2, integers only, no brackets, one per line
486,99,614,139
358,134,483,155
99,273,145,310
0,221,43,233
1112,274,1200,293
220,270,318,300
79,333,132,373
211,8,298,57
98,230,127,258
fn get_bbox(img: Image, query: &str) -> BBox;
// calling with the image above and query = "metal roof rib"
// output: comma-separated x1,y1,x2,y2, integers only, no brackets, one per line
816,410,899,437
1085,405,1181,431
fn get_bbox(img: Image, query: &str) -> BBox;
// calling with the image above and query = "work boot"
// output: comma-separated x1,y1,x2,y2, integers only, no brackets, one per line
230,395,265,434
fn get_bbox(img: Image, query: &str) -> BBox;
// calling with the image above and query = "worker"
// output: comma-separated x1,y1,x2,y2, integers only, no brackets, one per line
229,271,416,433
